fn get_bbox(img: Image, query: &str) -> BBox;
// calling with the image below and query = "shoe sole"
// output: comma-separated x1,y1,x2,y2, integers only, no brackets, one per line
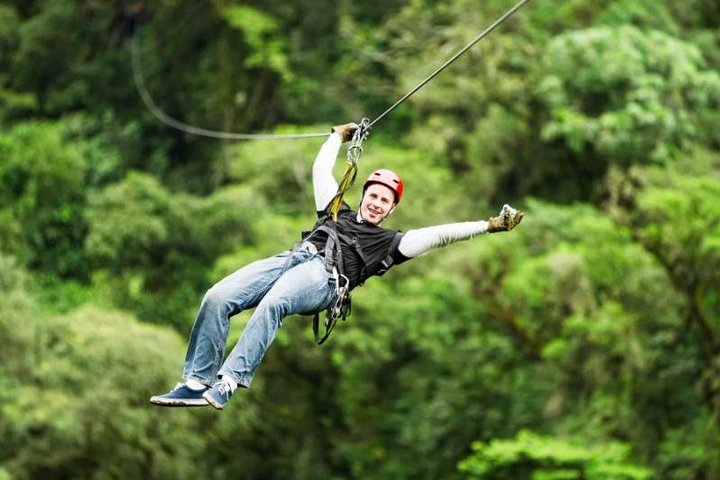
203,392,225,410
149,397,209,407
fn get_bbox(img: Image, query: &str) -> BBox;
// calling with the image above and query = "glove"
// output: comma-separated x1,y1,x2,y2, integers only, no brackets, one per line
331,123,359,143
487,204,524,233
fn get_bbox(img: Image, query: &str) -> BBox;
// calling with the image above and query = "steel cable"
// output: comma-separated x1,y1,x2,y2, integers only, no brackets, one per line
368,0,532,129
130,34,328,140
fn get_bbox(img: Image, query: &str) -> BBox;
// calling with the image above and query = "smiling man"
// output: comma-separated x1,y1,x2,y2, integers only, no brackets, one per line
150,122,524,410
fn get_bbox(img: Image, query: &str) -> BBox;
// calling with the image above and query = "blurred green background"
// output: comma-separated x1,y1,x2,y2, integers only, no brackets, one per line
1,0,719,478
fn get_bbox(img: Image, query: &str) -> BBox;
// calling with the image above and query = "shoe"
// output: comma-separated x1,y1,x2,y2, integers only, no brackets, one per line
203,381,235,410
150,382,209,407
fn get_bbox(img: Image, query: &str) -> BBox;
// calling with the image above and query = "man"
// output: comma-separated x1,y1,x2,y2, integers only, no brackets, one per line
150,123,523,410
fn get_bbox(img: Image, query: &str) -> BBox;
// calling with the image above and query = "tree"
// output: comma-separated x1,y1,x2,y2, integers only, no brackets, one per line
0,305,210,479
458,430,651,480
85,172,261,329
0,121,88,277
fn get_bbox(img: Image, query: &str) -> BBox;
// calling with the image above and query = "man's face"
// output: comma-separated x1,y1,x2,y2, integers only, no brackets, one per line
360,183,396,225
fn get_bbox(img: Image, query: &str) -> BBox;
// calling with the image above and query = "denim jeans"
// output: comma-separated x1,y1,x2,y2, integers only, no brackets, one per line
182,247,336,388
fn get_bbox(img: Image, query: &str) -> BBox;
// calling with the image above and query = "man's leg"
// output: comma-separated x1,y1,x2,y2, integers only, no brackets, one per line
182,252,297,385
217,255,335,389
151,252,294,406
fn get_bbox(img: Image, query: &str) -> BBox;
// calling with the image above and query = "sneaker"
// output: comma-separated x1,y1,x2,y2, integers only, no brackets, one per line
150,382,209,407
203,381,235,410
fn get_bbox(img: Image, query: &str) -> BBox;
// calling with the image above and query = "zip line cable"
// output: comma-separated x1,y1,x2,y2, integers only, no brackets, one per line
367,0,532,129
131,0,531,140
130,35,328,140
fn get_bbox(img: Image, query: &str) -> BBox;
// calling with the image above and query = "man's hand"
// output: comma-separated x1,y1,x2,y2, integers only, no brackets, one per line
487,204,524,233
331,123,359,143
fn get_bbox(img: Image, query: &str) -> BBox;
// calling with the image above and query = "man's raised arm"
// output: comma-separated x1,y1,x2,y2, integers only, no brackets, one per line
312,123,357,211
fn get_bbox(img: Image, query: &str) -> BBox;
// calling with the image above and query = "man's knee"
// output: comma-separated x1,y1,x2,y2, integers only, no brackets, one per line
202,285,232,311
255,296,291,322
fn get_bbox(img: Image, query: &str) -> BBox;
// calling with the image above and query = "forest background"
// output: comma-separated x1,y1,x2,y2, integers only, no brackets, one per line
0,0,719,479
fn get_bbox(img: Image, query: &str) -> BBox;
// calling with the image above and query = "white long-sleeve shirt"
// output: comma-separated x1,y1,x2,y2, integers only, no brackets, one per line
312,133,490,259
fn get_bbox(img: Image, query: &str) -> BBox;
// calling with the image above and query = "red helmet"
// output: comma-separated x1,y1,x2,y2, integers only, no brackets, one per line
363,169,404,204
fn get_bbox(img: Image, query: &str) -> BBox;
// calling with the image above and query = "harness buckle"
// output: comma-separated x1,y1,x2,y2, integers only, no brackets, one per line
299,241,318,255
328,269,351,323
312,268,352,345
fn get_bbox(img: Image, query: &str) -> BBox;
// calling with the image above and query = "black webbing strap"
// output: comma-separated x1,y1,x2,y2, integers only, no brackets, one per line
313,224,345,276
312,273,351,345
302,215,369,344
375,232,403,277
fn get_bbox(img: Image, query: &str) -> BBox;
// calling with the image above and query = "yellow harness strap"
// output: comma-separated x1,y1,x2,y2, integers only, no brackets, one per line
328,118,369,221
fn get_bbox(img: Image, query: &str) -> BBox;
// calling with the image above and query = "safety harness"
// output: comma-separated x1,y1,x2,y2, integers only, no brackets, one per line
299,207,404,344
300,217,365,344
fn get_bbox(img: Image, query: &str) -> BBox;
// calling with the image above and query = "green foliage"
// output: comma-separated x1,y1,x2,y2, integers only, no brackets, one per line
86,172,261,328
458,430,651,480
0,121,88,277
631,172,720,317
618,168,720,327
0,304,206,479
596,0,678,32
0,253,34,368
218,4,292,80
655,416,714,480
614,168,720,447
539,26,720,165
0,5,34,123
485,201,707,456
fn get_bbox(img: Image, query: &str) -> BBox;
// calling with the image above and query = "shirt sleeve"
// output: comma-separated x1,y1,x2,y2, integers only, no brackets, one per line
313,133,343,211
397,221,490,258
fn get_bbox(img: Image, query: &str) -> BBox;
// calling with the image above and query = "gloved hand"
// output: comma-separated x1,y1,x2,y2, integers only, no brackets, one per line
487,204,524,232
331,123,359,143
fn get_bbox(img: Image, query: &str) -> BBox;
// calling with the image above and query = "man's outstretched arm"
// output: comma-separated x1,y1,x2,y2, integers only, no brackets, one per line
398,204,524,258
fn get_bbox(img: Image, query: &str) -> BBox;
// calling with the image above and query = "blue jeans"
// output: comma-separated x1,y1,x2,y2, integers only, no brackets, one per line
182,248,336,388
